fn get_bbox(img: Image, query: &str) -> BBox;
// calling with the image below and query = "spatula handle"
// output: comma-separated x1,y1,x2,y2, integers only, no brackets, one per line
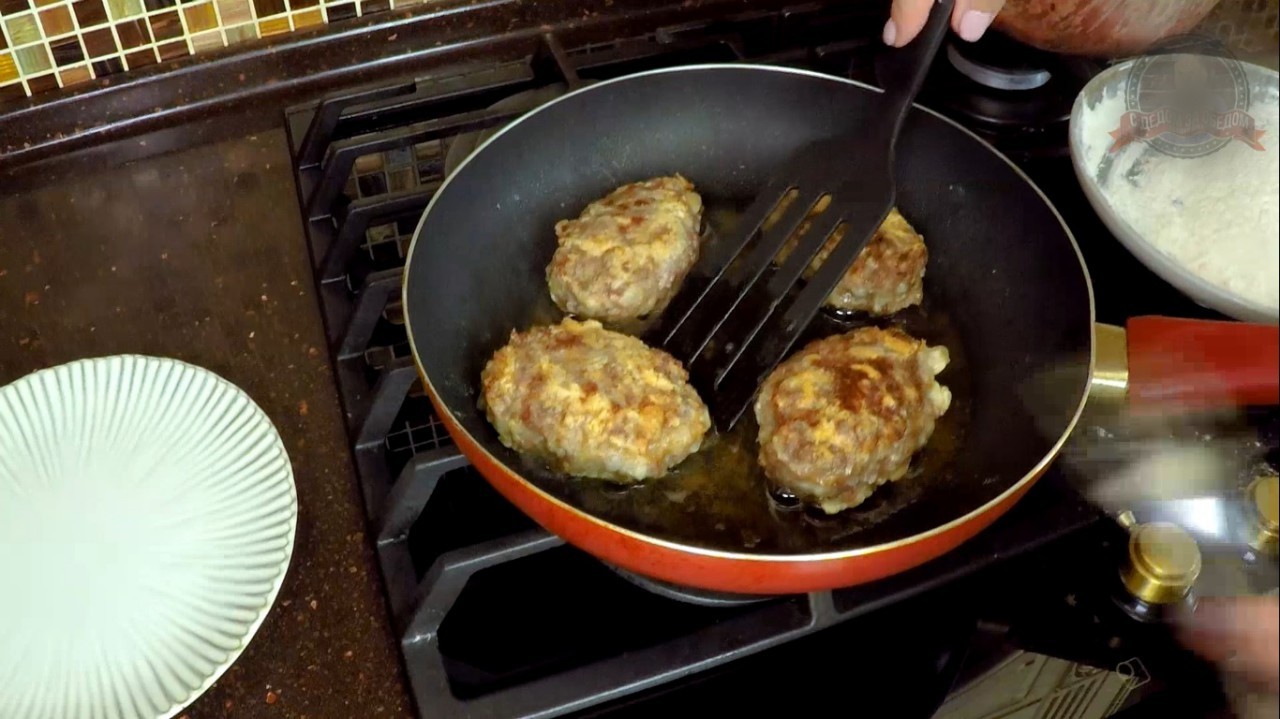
874,0,954,153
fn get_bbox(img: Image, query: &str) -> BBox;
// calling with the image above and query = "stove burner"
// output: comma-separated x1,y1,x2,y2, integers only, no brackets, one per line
915,35,1102,159
607,565,775,607
946,43,1050,91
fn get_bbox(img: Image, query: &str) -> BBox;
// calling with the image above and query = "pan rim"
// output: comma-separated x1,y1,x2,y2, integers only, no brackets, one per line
401,62,1098,562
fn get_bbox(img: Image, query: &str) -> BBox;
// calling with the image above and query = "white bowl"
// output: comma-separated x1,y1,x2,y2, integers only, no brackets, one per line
1069,57,1279,325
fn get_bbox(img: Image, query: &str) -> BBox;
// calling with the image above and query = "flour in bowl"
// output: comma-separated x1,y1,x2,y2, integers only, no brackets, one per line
1078,77,1280,313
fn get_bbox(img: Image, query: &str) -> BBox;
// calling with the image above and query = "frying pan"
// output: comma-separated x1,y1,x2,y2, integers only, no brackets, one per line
402,64,1278,595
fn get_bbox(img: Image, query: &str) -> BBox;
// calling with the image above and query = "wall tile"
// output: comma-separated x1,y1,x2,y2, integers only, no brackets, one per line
27,70,57,91
12,0,1207,104
89,52,120,74
181,1,215,33
223,21,251,42
71,0,107,27
256,14,287,36
154,37,186,59
0,51,18,81
290,7,318,28
38,4,73,37
123,45,155,67
15,43,51,73
119,18,148,45
58,62,90,84
105,0,143,20
147,9,180,40
250,0,282,20
190,28,221,51
5,13,42,45
80,26,114,56
49,35,83,64
0,82,27,102
0,0,31,16
215,0,247,26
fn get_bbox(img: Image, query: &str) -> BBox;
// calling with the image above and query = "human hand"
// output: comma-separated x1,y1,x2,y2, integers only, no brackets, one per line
1178,596,1280,692
884,0,1006,47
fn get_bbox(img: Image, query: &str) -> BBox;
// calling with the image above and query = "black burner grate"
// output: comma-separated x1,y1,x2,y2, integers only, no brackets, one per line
284,5,1108,717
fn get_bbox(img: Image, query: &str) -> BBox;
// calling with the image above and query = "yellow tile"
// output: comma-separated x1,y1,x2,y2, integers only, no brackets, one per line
5,14,43,47
292,8,321,28
0,52,18,83
256,15,289,36
182,2,217,33
15,44,51,74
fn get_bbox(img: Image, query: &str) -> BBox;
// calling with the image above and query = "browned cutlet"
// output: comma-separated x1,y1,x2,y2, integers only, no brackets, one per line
547,175,703,322
754,326,951,513
481,318,710,482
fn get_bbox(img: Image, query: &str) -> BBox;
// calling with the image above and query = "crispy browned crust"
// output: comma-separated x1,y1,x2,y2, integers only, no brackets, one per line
777,206,928,315
480,318,710,482
753,326,951,513
547,175,704,322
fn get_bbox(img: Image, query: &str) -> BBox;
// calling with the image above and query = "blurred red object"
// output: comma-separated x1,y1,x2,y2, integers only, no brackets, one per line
1126,316,1280,411
994,0,1222,57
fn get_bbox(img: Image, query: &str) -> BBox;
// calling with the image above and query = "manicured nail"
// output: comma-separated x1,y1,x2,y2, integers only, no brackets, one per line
957,10,995,42
882,18,898,46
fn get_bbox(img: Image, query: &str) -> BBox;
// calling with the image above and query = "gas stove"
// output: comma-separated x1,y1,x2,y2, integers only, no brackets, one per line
283,4,1277,717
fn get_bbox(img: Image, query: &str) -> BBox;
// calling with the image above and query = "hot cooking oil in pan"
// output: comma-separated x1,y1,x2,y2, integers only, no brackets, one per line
511,196,972,554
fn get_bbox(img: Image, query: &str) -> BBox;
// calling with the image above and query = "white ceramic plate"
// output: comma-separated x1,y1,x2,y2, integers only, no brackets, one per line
0,356,297,719
1069,57,1280,325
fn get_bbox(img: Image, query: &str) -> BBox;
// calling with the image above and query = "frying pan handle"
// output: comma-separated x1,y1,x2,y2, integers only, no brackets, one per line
1126,316,1280,409
874,0,954,151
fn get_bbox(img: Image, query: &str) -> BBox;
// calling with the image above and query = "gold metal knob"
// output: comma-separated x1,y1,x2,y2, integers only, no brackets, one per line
1246,474,1279,555
1119,520,1202,605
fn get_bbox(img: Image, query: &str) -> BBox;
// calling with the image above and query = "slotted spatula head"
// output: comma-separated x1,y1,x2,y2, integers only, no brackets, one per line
643,0,955,430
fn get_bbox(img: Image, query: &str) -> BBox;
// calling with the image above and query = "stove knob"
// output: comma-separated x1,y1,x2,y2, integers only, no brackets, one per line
1117,512,1202,606
1246,474,1279,556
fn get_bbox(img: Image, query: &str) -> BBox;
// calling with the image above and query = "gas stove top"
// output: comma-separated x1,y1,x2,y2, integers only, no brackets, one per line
283,4,1276,717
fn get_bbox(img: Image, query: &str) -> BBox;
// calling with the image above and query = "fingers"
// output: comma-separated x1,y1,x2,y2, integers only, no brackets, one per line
1178,597,1280,692
885,0,933,48
953,0,1005,42
886,0,1005,47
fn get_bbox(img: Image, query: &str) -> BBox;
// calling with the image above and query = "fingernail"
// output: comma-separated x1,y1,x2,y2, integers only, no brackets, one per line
882,18,898,47
957,10,995,42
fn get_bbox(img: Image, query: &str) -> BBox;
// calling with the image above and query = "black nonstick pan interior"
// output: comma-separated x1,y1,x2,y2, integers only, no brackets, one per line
403,65,1094,556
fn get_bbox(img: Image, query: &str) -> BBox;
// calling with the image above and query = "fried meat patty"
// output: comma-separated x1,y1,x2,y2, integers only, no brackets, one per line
547,175,704,322
480,318,710,482
775,205,928,316
754,327,951,514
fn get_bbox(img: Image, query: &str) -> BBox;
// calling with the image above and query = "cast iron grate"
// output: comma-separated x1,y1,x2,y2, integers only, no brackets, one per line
284,4,1103,717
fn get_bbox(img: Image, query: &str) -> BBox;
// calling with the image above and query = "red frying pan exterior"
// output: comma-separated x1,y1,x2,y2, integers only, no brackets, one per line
402,65,1263,595
423,385,1053,594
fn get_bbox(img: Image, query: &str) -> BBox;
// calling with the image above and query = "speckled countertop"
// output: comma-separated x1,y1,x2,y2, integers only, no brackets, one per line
0,129,414,718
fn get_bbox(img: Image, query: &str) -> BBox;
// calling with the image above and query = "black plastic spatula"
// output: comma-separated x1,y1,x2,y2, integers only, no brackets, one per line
643,0,955,430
